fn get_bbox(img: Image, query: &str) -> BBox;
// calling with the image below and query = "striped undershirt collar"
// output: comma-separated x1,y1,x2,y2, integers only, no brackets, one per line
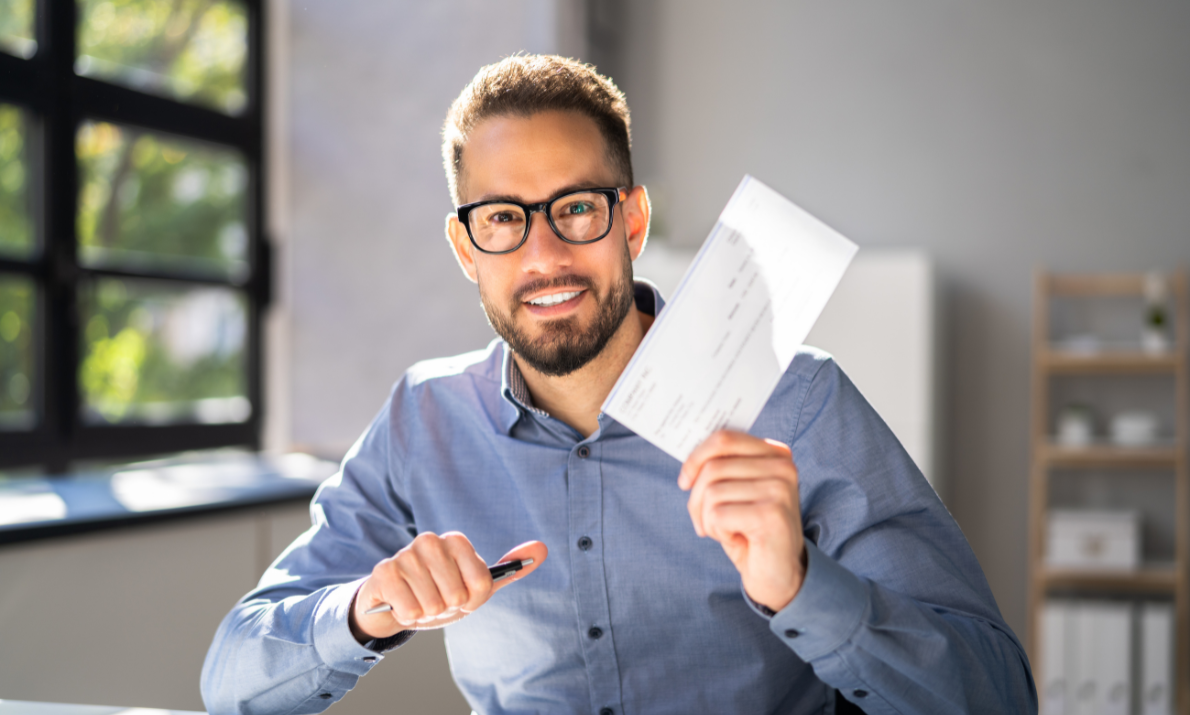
505,355,550,418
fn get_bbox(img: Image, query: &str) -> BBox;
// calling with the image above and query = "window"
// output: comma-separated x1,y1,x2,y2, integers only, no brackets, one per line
0,0,267,473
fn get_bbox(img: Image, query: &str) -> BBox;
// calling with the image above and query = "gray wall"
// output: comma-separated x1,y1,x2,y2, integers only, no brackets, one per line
284,0,584,456
606,0,1190,639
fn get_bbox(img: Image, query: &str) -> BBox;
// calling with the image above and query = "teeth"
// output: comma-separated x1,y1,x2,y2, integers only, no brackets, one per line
529,290,581,307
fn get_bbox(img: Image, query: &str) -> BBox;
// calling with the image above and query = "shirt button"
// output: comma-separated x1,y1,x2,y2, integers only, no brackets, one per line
600,709,614,715
577,536,593,551
588,626,603,640
362,656,377,663
577,445,591,458
318,692,333,699
784,628,800,638
854,689,869,698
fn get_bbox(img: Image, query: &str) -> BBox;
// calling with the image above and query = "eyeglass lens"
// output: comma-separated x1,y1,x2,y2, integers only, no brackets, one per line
468,192,612,252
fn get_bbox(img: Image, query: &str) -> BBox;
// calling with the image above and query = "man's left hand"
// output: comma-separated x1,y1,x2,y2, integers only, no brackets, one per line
679,430,808,613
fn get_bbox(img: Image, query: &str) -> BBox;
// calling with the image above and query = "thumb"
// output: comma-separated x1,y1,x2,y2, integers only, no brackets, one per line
490,540,548,594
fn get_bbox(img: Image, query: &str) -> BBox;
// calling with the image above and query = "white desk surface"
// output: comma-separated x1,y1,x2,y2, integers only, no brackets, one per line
0,701,204,715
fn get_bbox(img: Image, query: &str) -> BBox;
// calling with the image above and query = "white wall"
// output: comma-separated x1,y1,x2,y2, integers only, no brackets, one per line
611,0,1190,639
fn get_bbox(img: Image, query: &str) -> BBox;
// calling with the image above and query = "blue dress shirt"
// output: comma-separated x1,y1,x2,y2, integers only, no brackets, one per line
201,283,1036,715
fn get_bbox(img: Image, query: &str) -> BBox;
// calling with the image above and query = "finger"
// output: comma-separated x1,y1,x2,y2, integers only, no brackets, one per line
700,475,792,507
700,478,792,543
702,501,760,547
679,431,790,490
442,532,493,613
687,456,796,536
407,535,468,621
678,430,749,491
419,533,472,613
702,499,791,546
391,543,448,623
490,540,549,594
370,560,425,626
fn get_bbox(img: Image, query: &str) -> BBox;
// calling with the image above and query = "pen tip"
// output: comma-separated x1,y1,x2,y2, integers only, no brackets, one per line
523,558,534,566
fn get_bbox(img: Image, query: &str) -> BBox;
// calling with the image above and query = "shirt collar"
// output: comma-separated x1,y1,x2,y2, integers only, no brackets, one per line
498,279,666,434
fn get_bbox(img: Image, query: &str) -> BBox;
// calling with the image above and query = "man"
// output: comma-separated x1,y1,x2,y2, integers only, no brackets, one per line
202,55,1036,714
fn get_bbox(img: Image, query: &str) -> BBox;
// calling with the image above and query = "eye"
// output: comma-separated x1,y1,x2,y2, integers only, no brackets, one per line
488,210,520,224
561,200,595,215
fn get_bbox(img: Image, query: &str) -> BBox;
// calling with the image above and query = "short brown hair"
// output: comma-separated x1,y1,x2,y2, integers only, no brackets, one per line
442,54,633,205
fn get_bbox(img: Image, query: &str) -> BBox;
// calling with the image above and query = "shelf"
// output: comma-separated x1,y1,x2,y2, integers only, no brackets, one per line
1041,442,1183,469
1030,270,1190,713
1040,350,1183,374
1042,566,1180,593
1047,274,1150,297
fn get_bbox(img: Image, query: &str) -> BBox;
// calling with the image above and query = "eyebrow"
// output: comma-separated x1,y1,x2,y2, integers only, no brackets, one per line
471,181,615,205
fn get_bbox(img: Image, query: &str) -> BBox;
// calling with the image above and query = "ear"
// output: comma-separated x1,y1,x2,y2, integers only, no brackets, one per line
620,185,651,261
445,213,479,284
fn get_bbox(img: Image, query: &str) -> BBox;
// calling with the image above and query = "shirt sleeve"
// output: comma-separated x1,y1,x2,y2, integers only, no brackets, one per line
759,356,1038,714
200,389,418,715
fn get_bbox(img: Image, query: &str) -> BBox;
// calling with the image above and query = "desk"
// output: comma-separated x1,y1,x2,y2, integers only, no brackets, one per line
0,701,203,714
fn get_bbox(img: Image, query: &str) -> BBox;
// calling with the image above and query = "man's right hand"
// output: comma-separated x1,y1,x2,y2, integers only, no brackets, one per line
349,532,547,643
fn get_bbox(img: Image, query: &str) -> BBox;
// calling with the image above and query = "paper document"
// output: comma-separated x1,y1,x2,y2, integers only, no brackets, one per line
603,175,858,461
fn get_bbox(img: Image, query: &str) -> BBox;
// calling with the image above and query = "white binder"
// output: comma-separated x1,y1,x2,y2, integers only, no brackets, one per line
1041,601,1072,715
1072,603,1099,715
1071,601,1133,715
1095,602,1132,715
1141,603,1173,715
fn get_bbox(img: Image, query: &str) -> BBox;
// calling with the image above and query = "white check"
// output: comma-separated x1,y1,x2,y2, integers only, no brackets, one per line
603,175,858,462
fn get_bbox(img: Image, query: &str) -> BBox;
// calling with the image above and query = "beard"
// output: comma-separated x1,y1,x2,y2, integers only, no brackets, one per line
480,245,635,377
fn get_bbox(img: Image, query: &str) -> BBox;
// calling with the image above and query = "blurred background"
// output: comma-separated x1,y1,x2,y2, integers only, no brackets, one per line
1,0,1189,712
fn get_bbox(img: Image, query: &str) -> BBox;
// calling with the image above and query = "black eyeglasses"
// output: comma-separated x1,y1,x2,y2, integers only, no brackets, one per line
457,187,626,255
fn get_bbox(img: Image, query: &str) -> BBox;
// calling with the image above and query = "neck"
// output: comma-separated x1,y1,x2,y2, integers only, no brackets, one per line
515,305,654,438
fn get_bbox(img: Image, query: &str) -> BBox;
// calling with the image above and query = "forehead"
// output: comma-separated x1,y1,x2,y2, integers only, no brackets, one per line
460,111,615,203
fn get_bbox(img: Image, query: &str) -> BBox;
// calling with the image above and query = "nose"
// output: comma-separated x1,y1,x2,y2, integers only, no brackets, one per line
517,210,573,274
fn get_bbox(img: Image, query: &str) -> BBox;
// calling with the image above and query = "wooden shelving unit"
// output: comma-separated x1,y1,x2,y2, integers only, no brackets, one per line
1029,269,1189,712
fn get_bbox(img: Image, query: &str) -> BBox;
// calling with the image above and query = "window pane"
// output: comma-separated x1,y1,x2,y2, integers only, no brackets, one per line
79,278,249,426
0,104,35,260
0,0,37,59
76,0,248,115
0,274,36,431
77,121,249,281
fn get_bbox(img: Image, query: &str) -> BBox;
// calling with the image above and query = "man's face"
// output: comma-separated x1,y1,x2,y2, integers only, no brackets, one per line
446,111,649,377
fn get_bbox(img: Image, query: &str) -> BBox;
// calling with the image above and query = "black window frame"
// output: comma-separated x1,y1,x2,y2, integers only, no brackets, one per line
0,0,269,473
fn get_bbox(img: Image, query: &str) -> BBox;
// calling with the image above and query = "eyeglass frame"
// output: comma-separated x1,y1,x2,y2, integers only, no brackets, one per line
456,187,628,255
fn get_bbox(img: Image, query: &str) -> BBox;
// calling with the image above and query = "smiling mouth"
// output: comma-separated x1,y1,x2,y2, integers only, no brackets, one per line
525,289,584,307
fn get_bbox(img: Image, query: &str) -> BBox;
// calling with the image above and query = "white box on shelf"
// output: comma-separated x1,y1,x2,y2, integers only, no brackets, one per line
1141,602,1174,715
1047,510,1141,570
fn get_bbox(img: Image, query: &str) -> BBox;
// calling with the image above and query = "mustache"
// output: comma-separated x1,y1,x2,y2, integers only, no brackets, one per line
513,274,596,304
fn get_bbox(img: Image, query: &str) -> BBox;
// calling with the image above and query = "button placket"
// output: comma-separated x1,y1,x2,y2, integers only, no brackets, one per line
566,440,624,715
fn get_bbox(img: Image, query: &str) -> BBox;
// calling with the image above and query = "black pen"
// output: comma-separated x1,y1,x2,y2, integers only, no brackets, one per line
363,558,534,616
